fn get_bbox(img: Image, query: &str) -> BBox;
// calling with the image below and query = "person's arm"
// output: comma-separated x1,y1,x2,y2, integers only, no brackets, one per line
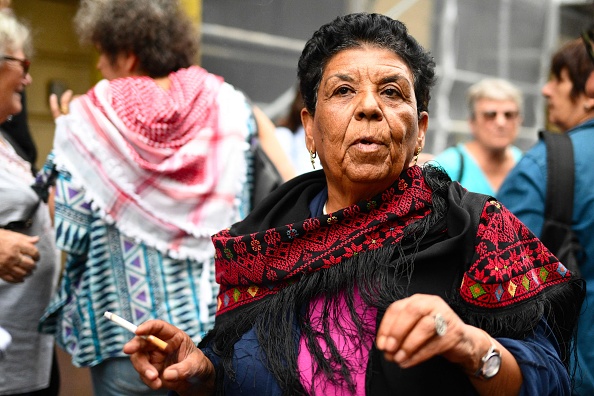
497,319,571,396
47,186,55,226
0,228,39,283
124,319,216,396
376,293,522,396
252,106,296,182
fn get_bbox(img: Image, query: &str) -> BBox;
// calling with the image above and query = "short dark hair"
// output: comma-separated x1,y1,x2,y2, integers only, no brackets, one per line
550,38,594,101
297,13,436,115
74,0,198,78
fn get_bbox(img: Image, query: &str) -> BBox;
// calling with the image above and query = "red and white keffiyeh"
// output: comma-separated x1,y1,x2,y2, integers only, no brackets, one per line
52,66,252,260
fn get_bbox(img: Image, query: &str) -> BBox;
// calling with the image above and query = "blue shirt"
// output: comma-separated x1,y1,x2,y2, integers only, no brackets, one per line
498,119,594,395
433,144,523,196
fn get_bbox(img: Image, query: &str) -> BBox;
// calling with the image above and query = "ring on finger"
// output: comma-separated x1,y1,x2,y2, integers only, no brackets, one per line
434,313,447,337
61,105,69,114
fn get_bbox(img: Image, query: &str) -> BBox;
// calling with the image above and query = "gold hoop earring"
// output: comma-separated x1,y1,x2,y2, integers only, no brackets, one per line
412,146,422,165
309,150,317,170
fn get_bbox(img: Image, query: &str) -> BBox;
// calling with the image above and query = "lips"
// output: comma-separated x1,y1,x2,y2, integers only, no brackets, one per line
349,136,387,155
354,136,384,146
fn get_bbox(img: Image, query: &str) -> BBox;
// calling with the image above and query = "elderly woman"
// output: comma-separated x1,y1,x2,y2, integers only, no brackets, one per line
124,13,583,396
499,37,594,395
434,78,524,196
37,1,293,395
0,11,60,396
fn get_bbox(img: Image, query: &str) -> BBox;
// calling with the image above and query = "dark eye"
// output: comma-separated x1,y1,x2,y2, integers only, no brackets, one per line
336,86,351,95
383,88,401,98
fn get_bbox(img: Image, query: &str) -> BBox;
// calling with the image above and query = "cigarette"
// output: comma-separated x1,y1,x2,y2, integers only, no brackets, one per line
103,311,168,351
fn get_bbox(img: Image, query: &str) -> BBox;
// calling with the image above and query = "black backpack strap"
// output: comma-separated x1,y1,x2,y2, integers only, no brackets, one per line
540,130,574,226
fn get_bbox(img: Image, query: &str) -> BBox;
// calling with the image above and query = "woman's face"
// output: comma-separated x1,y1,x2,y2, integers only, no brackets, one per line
0,49,31,121
541,68,592,131
469,99,521,153
303,45,427,197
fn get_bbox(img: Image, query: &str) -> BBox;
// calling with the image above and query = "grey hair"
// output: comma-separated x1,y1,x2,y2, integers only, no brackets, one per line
0,11,32,59
467,78,523,118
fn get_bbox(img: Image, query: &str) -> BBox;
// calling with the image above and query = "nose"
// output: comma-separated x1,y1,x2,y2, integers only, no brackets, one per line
22,72,32,86
354,90,383,121
494,112,507,126
541,81,552,98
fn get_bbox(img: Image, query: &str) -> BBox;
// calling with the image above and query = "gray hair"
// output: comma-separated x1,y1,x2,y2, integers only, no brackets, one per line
0,11,32,59
467,78,523,118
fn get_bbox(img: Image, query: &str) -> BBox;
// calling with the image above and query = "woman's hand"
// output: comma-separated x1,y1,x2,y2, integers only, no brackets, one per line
0,229,39,283
376,294,522,396
49,90,74,119
123,320,216,396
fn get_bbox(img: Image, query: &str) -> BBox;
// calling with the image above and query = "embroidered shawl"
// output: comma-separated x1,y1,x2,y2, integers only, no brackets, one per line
213,166,571,316
205,165,582,395
52,66,252,261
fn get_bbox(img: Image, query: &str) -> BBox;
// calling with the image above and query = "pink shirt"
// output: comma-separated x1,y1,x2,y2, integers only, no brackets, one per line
297,289,378,395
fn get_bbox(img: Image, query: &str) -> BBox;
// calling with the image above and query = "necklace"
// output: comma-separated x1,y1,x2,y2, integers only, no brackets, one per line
323,201,328,215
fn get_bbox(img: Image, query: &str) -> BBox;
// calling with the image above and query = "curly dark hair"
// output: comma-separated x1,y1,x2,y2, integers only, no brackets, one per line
297,13,436,116
74,0,198,77
550,38,594,102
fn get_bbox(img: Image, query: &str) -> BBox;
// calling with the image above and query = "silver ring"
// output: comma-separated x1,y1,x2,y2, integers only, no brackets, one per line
434,313,447,336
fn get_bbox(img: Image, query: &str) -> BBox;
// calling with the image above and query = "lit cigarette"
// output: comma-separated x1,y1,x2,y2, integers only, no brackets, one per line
103,311,168,351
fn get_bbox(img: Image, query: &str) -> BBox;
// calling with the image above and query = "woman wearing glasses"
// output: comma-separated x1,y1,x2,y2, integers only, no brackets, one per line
433,78,523,196
499,36,594,395
0,10,61,396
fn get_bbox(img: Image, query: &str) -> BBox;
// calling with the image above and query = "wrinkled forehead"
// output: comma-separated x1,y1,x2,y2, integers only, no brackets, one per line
322,45,414,80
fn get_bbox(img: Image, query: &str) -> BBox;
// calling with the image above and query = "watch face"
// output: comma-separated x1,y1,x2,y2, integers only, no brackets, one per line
483,353,502,378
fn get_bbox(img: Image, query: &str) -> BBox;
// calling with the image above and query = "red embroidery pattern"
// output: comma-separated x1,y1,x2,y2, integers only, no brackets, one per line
213,167,432,315
459,200,570,308
213,171,571,316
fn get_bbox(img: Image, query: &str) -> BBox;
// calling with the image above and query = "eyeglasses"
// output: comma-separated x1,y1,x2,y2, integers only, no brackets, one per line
582,30,594,65
1,55,31,75
480,110,519,121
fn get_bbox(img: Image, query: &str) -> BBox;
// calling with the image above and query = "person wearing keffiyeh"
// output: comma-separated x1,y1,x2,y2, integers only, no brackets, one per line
124,13,584,396
37,1,293,396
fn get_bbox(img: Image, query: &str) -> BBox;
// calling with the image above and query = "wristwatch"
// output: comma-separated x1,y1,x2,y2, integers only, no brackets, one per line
474,343,502,380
